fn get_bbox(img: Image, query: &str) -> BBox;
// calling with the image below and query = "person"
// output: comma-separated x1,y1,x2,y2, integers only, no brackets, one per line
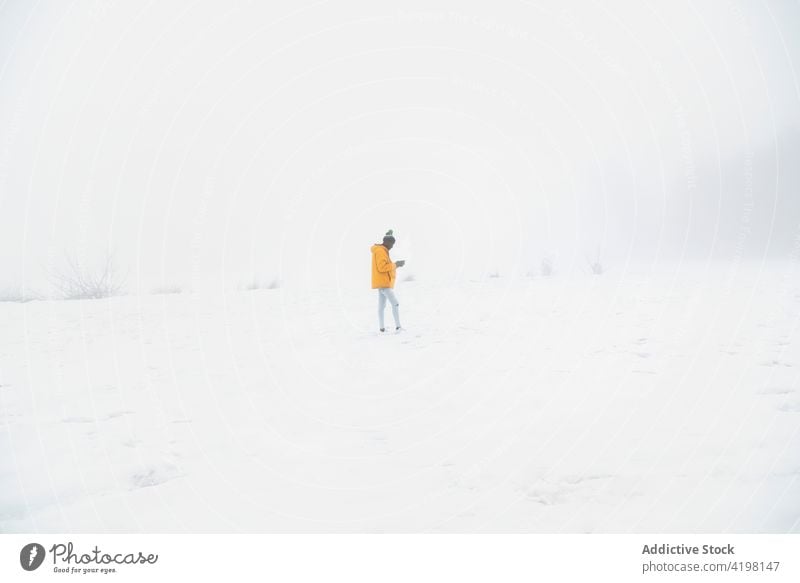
371,229,405,332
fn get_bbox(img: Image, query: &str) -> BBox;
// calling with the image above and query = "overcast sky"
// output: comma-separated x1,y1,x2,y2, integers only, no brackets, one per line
1,0,799,292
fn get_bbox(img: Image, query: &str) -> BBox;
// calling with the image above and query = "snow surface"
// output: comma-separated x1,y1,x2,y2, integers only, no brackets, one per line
1,263,799,533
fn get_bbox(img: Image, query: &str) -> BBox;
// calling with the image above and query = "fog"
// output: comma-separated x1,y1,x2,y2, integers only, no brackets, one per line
1,0,799,293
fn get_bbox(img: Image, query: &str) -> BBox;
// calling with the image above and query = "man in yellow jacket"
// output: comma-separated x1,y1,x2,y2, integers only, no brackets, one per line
371,229,405,332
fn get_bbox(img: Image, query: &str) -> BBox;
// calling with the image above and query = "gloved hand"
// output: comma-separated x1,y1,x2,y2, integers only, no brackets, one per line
395,260,406,267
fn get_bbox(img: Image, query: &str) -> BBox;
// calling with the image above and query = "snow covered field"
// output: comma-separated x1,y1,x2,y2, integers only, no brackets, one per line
2,262,799,533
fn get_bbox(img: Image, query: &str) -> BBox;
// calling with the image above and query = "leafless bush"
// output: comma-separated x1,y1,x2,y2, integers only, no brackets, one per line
488,271,501,278
540,257,554,277
0,286,40,303
244,277,280,291
586,249,604,275
402,273,416,282
49,253,125,300
589,260,604,275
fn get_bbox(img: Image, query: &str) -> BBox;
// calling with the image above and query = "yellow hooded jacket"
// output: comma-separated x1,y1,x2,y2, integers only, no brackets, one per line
371,244,396,289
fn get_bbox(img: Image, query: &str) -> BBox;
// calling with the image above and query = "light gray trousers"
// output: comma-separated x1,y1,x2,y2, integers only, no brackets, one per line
377,288,401,329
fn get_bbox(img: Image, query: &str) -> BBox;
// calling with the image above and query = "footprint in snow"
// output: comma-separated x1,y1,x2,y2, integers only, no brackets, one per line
760,359,793,368
523,484,565,506
130,462,184,489
758,387,795,395
103,410,134,420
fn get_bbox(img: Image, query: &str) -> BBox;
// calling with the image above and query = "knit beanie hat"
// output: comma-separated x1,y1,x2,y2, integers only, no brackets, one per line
382,229,396,244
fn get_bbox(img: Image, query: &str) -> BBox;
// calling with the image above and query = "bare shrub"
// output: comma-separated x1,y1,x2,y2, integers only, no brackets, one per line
402,273,416,282
488,271,501,278
589,261,604,275
49,253,125,300
540,257,554,277
244,277,280,291
0,286,40,303
586,249,604,275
